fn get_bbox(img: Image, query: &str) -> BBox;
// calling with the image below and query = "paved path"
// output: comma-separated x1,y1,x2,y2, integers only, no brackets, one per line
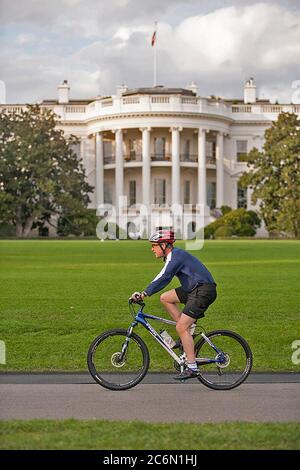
1,372,300,384
1,382,299,423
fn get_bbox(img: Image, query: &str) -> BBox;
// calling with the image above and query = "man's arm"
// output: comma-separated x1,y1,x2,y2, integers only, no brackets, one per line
143,252,180,296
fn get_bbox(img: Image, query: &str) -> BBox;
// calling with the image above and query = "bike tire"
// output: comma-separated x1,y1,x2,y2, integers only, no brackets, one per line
195,329,253,390
87,328,150,391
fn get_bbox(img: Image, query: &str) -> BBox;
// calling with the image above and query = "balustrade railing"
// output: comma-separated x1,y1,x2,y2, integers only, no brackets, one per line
151,153,172,161
124,153,142,162
104,155,115,164
180,154,198,162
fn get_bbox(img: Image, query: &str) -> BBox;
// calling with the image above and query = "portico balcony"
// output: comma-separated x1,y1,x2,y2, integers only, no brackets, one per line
104,155,115,164
151,153,172,161
124,153,142,162
180,154,198,162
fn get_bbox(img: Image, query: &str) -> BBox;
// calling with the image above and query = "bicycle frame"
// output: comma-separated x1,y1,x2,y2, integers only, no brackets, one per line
127,305,224,367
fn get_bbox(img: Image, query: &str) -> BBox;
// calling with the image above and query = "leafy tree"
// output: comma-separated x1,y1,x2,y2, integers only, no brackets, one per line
0,105,93,237
240,112,300,237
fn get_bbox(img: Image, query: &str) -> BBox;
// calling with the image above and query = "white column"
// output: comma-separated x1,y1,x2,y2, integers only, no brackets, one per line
171,127,181,205
141,127,151,207
216,131,224,208
95,132,104,208
115,129,124,210
197,128,206,206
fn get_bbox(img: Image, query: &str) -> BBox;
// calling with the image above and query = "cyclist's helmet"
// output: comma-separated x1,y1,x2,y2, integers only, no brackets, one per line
149,229,176,245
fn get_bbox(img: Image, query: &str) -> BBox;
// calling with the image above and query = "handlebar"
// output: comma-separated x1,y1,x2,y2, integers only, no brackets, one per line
128,298,145,307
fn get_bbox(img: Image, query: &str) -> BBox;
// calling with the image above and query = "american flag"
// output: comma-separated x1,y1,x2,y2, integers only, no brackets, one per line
151,24,157,46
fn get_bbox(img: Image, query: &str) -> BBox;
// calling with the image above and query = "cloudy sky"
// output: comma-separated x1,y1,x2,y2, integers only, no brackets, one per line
0,0,300,104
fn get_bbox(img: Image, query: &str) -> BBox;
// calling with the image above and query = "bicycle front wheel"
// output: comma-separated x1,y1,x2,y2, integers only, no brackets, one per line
195,330,253,390
87,328,150,390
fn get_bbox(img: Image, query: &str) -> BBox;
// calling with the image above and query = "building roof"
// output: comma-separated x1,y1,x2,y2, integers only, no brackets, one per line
122,86,196,97
41,99,93,105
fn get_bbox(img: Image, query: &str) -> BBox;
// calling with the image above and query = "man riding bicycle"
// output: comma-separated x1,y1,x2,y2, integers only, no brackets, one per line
130,229,217,380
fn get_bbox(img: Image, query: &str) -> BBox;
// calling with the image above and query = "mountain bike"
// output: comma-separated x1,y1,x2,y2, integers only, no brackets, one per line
87,299,253,391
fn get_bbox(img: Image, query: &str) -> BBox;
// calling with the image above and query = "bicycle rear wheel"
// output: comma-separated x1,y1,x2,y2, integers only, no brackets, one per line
195,330,253,390
87,328,150,390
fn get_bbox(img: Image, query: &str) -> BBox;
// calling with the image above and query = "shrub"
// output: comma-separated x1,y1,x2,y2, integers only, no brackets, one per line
57,208,98,236
214,225,234,238
204,208,261,238
220,205,232,216
0,222,15,237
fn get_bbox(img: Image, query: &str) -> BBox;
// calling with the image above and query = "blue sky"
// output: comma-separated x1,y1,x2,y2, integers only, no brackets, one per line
0,0,299,104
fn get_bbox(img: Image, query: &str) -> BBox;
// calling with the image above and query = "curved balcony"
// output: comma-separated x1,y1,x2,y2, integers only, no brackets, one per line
103,153,217,168
151,153,171,161
104,155,115,165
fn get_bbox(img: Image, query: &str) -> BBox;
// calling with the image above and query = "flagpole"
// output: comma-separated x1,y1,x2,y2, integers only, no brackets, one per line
154,42,157,87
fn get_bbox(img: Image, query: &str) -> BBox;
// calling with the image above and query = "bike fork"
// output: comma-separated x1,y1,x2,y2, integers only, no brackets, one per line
119,322,137,361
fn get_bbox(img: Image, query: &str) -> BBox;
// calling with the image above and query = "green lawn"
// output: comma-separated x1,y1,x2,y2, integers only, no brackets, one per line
0,239,299,371
1,419,299,450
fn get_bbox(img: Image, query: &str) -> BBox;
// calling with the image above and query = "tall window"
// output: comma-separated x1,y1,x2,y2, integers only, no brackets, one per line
237,183,247,208
206,141,216,162
183,140,190,160
129,139,142,160
104,181,113,204
103,141,114,163
184,180,191,204
207,181,216,209
236,140,248,162
129,180,136,206
71,142,81,158
154,137,166,159
154,179,166,205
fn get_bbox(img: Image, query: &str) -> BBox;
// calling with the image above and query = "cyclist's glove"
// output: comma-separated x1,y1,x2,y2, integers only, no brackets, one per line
130,291,142,301
130,291,147,302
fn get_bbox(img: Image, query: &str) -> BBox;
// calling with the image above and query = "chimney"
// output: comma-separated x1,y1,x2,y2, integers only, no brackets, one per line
57,80,70,104
186,81,198,95
116,84,128,97
244,77,256,104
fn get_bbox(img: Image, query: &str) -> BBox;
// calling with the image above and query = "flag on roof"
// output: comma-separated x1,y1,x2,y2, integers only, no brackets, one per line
151,24,157,46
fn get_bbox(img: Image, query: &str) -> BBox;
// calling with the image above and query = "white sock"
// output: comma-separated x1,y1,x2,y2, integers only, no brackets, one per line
187,362,198,371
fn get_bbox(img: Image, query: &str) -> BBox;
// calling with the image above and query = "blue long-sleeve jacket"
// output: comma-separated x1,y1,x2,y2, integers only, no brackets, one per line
144,247,216,296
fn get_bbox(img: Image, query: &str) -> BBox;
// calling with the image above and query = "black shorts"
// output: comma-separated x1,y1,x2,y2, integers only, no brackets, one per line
175,284,217,320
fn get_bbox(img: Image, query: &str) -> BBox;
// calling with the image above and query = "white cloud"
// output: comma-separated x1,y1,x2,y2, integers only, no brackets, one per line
163,4,300,71
16,33,35,45
1,1,300,103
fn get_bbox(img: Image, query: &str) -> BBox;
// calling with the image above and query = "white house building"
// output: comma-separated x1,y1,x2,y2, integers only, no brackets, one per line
3,78,300,236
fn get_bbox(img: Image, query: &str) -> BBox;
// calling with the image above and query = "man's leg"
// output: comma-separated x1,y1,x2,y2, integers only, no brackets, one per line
160,289,182,322
175,313,196,364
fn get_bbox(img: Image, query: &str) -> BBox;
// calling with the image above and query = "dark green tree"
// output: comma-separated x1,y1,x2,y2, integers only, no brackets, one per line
240,112,300,237
0,105,93,237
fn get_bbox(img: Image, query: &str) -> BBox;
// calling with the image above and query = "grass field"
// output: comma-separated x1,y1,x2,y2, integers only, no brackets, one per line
1,419,299,450
0,239,300,371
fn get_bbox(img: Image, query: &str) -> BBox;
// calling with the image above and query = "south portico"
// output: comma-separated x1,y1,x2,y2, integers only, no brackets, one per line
89,125,227,225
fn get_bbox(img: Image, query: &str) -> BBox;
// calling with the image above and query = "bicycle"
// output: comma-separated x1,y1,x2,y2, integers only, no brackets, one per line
87,299,253,391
